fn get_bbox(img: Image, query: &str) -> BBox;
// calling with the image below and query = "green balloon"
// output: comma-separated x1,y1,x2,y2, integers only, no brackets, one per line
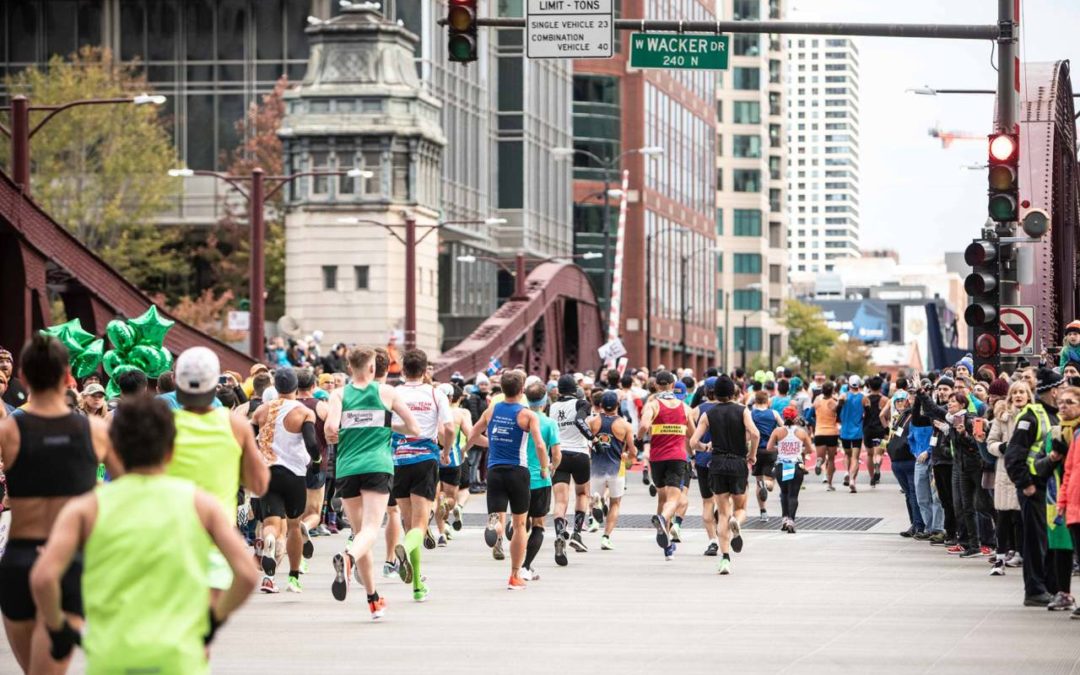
41,319,94,349
129,344,159,373
144,346,173,378
105,378,121,401
106,319,137,353
129,305,174,347
52,325,88,355
102,350,123,376
72,339,104,379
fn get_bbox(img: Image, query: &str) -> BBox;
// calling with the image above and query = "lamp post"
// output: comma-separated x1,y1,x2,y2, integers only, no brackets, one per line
170,166,371,359
0,93,166,195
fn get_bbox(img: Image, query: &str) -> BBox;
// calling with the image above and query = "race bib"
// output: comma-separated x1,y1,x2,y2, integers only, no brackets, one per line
781,462,796,481
342,409,383,429
651,424,686,435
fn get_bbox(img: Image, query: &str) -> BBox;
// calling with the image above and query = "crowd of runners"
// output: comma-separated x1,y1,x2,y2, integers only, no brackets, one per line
2,333,1080,672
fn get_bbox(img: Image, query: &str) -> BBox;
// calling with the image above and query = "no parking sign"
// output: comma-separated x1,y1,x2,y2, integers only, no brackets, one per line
999,306,1035,356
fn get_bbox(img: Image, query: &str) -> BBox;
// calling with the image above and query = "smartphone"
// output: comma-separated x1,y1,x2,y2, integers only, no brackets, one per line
972,417,985,436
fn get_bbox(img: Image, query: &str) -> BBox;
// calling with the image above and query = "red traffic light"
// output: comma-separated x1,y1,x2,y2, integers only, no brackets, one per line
974,332,998,359
965,303,997,326
989,133,1017,162
964,240,997,266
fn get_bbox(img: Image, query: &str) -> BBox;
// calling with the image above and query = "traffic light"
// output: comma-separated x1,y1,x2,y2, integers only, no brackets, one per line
447,0,478,63
987,132,1018,223
964,239,1000,371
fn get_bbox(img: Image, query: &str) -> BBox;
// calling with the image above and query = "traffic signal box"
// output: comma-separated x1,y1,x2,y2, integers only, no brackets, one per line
448,0,478,63
988,132,1019,224
964,239,1000,373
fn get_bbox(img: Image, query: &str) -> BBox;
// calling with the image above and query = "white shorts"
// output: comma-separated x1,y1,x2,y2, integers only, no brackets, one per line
592,473,625,499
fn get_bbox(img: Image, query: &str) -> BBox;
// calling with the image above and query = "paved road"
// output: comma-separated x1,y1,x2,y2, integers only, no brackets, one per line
4,471,1079,674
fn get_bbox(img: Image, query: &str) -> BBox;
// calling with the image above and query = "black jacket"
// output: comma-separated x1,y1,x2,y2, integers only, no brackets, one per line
1004,402,1063,491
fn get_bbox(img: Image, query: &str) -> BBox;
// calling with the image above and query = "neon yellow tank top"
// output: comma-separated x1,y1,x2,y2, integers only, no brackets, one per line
168,408,242,517
82,474,211,675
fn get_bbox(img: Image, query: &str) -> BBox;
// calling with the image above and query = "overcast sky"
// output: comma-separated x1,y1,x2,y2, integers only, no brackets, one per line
785,0,1078,263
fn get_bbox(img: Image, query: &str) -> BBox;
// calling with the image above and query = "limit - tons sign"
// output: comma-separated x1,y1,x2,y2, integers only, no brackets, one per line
527,0,613,59
629,33,730,70
999,305,1034,356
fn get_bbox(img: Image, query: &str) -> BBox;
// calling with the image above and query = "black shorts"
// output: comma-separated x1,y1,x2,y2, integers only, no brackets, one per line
487,465,531,515
840,438,863,451
263,465,307,519
529,485,552,518
305,464,327,490
439,466,462,487
709,455,749,495
814,435,839,448
863,434,884,449
249,496,265,522
696,466,714,499
336,472,392,499
0,540,83,621
553,452,590,485
392,460,438,501
752,451,778,477
650,459,688,489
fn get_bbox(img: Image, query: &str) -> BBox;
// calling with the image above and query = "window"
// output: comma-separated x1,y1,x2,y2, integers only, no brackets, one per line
769,91,781,116
322,265,338,291
733,169,761,192
734,326,763,351
734,253,762,274
572,75,621,181
716,134,723,157
732,135,762,158
716,290,725,309
769,156,781,180
354,265,369,290
715,252,724,273
769,124,782,147
769,222,782,248
733,33,759,56
716,100,723,122
734,289,762,311
733,101,761,124
733,0,760,20
769,59,781,84
716,209,724,235
733,67,760,90
769,188,782,212
769,264,782,283
733,209,762,236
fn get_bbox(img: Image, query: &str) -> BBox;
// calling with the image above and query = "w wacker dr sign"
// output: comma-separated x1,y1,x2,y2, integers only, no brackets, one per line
629,33,730,70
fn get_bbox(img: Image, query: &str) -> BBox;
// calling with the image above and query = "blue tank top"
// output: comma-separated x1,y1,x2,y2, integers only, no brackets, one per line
591,415,624,475
694,402,716,466
487,401,528,468
839,392,864,440
751,407,778,450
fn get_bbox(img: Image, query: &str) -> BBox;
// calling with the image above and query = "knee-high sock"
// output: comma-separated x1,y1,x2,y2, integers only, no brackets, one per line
404,528,424,590
524,526,545,569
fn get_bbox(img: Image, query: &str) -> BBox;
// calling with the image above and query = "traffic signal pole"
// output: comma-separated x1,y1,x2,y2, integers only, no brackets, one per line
995,0,1021,373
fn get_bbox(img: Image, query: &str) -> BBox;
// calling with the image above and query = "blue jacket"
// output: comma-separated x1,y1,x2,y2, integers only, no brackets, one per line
908,423,933,458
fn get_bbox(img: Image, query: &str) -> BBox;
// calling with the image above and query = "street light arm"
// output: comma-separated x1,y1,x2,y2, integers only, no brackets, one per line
263,170,352,202
27,97,145,138
182,170,252,199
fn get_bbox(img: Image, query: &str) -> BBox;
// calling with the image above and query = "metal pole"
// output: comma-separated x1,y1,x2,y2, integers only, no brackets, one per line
996,0,1019,372
11,96,30,193
645,232,652,367
769,332,775,371
404,214,417,351
679,252,688,367
601,168,613,324
250,168,266,361
512,251,528,300
741,313,748,372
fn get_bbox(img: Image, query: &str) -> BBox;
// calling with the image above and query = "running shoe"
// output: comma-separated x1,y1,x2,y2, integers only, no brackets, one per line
729,517,743,554
591,493,605,524
301,523,314,559
413,583,430,602
759,510,769,523
382,561,398,578
300,558,309,575
1047,592,1076,611
843,475,850,487
600,535,614,550
259,576,279,594
369,596,387,620
979,546,994,556
756,480,768,504
959,548,981,558
287,576,303,593
780,518,791,533
946,544,965,554
849,483,857,494
989,560,1006,576
554,537,568,567
871,469,881,487
519,567,540,581
1071,607,1080,620
423,528,437,550
717,558,732,575
445,529,455,541
262,534,277,577
648,484,658,497
394,544,413,584
314,524,332,537
507,575,528,591
814,458,823,475
587,518,600,533
569,532,588,552
493,537,506,561
326,522,340,535
642,467,650,485
664,543,676,561
437,535,447,548
670,522,682,543
787,521,796,534
451,505,464,531
651,514,669,549
484,514,500,548
1005,552,1023,567
332,552,353,601
826,485,836,492
703,541,719,557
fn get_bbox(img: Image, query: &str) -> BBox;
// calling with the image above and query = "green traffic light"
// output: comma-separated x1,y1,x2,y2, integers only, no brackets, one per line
449,35,475,62
988,194,1017,221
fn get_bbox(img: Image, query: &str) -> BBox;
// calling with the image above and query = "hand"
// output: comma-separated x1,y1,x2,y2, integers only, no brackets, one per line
1049,450,1062,462
916,452,928,465
47,619,81,661
205,607,224,645
1051,426,1063,443
440,449,451,466
973,428,987,443
1023,484,1037,497
540,467,549,479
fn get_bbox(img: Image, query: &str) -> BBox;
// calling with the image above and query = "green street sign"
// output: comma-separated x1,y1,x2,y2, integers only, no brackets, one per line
629,33,729,70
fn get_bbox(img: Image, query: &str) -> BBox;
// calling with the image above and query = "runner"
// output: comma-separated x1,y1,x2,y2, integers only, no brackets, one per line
387,349,454,602
324,347,419,619
813,381,840,490
434,383,473,546
639,371,695,560
297,369,330,563
548,374,594,562
464,371,549,589
838,376,866,493
862,376,889,487
693,378,721,556
763,407,814,532
519,380,560,580
689,375,758,574
588,391,634,551
252,368,321,593
749,390,782,521
30,395,259,674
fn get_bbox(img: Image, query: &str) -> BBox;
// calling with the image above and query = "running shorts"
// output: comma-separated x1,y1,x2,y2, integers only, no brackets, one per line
207,548,232,591
487,465,531,515
0,539,83,621
335,472,392,499
529,485,552,518
458,464,472,489
682,461,693,489
840,438,862,451
814,434,839,448
439,466,462,487
592,472,625,499
697,470,714,499
752,451,778,477
553,452,590,485
263,465,307,519
863,435,884,450
650,459,688,489
392,459,438,501
305,464,327,490
709,455,749,496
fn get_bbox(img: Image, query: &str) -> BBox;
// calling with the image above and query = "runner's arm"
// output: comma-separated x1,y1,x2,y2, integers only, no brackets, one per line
31,494,94,632
574,400,594,440
231,414,269,496
688,414,709,452
195,489,260,626
744,408,760,463
465,407,492,449
324,389,343,444
639,400,657,437
799,429,814,460
520,409,549,473
765,427,780,454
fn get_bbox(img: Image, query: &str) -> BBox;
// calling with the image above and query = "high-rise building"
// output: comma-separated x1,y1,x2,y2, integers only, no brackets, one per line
785,36,862,279
714,0,789,371
571,0,719,372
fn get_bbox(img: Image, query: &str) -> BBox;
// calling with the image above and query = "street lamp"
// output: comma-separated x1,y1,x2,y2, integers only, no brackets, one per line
0,93,166,195
169,166,370,359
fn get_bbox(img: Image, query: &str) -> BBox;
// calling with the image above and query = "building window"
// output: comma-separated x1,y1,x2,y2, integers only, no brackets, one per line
769,263,782,283
733,101,761,124
734,253,762,274
572,75,621,181
733,67,760,90
734,326,764,351
354,265,369,290
717,168,723,190
769,59,781,84
769,188,782,212
716,209,724,235
716,133,723,157
322,265,338,291
769,124,782,147
733,169,762,192
732,135,762,158
769,155,781,180
769,91,781,116
716,100,723,122
769,222,783,248
715,251,724,273
733,209,762,236
733,0,760,20
734,289,762,311
716,289,725,309
733,34,759,56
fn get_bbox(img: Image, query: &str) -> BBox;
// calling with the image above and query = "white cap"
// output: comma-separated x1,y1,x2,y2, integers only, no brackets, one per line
175,347,220,394
437,383,454,398
848,374,863,388
524,375,543,389
475,373,490,386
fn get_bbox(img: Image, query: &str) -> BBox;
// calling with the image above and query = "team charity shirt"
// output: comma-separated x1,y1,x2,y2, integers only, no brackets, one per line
391,382,453,466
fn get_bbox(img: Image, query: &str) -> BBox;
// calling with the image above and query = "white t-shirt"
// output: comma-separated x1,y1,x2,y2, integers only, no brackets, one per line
391,381,453,446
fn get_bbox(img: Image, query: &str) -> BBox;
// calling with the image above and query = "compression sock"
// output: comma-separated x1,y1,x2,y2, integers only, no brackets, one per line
554,517,567,539
404,528,424,590
367,592,380,602
674,516,684,526
525,526,545,569
722,553,731,561
574,511,586,533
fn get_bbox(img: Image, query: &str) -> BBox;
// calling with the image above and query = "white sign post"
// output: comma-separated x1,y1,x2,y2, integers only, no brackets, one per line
526,0,613,59
228,310,251,332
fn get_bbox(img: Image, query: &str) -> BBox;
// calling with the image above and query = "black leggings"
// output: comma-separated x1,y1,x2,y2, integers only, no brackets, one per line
995,510,1022,555
933,464,956,539
779,472,805,520
1047,548,1072,596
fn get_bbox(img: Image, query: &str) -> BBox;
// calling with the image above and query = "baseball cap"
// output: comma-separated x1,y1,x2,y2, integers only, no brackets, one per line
848,375,862,388
600,390,619,410
704,376,718,393
83,383,105,396
175,347,220,407
250,363,269,377
673,381,688,400
274,367,299,395
557,373,578,395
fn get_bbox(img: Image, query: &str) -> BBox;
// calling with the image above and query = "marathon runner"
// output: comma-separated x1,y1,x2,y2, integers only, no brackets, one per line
639,371,695,560
693,378,721,556
838,376,866,493
520,380,560,579
548,374,594,561
813,381,840,490
763,406,814,532
297,369,330,563
434,383,473,546
324,347,419,619
749,390,782,521
588,391,634,551
862,376,889,487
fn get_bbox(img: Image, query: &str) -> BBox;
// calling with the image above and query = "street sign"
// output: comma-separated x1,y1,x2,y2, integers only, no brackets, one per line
526,0,613,59
228,310,251,332
998,305,1034,356
629,33,729,70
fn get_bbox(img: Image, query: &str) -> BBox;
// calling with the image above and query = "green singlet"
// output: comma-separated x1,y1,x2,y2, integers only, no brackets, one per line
168,407,242,517
82,474,211,675
336,381,393,477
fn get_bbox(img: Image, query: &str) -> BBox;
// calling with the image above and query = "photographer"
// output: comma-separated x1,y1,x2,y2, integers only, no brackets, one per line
945,392,983,558
915,376,959,547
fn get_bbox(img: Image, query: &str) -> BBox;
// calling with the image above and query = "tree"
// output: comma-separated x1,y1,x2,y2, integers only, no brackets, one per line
153,289,246,343
821,337,874,377
1,47,183,292
783,299,837,372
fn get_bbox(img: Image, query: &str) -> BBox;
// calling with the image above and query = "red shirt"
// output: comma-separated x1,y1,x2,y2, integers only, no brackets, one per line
650,399,688,462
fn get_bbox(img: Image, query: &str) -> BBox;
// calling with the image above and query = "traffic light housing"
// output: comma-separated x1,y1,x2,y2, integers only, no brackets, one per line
964,239,1000,371
447,0,478,63
987,132,1018,223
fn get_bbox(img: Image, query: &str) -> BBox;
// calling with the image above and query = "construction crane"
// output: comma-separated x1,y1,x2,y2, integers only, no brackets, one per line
928,125,983,149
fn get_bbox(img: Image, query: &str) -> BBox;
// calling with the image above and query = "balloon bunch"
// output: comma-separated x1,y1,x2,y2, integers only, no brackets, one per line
102,306,175,399
40,319,104,380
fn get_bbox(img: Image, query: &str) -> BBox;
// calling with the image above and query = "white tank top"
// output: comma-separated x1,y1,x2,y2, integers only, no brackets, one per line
271,399,310,476
549,398,589,454
776,426,803,464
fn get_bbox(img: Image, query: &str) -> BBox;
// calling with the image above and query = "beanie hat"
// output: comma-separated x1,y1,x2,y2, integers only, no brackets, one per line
956,355,974,374
557,373,579,395
1066,320,1080,335
936,375,955,389
987,378,1009,398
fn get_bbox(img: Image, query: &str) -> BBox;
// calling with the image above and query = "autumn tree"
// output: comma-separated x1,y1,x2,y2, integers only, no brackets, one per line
783,299,837,372
821,337,874,377
1,47,183,292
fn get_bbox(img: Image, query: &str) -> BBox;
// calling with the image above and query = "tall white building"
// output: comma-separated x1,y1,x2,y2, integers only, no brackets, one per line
785,37,862,280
